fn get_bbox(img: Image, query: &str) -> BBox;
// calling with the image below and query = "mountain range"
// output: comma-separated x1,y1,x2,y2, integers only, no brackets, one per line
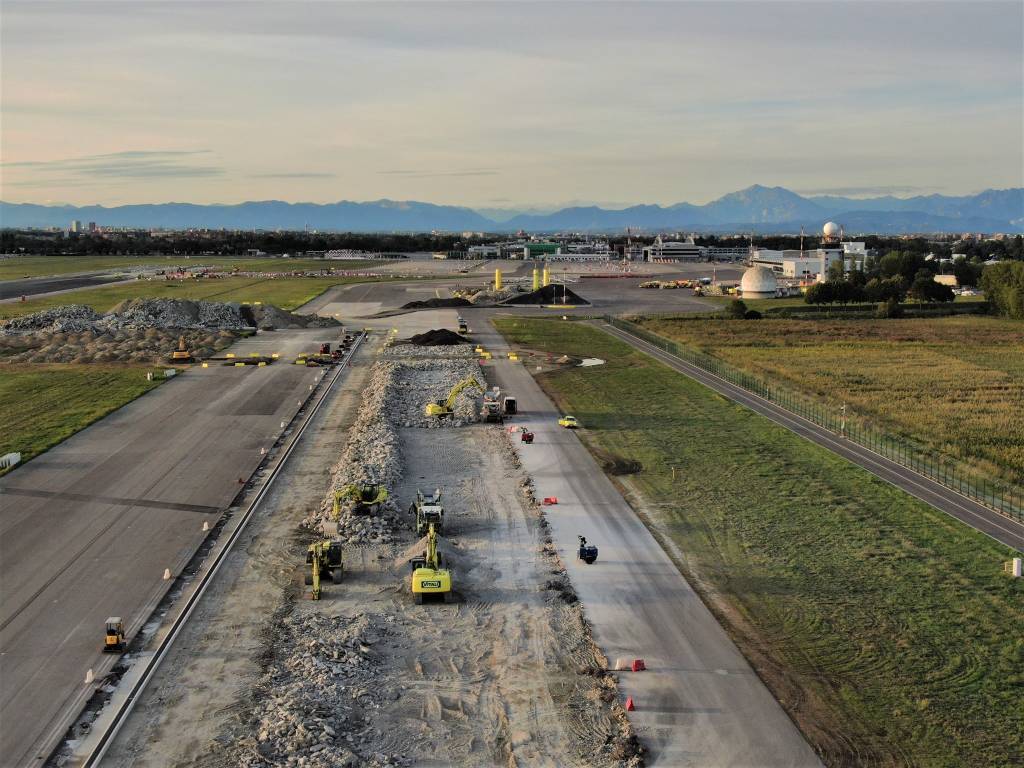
2,186,1021,234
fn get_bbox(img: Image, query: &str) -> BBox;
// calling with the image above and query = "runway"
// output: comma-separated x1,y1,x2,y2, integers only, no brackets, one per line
0,327,344,767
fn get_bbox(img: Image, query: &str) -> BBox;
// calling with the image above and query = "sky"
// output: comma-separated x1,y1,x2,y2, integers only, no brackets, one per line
1,1,1022,209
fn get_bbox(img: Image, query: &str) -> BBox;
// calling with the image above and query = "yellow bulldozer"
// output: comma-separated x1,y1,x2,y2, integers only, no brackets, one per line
409,523,452,604
425,375,483,418
305,539,343,600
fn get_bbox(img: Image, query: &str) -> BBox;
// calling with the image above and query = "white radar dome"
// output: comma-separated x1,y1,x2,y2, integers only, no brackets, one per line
823,221,841,237
740,266,778,299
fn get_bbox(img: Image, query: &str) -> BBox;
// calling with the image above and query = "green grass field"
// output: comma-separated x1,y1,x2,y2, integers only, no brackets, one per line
636,315,1024,485
0,275,382,320
0,255,382,280
0,364,163,471
495,317,1023,768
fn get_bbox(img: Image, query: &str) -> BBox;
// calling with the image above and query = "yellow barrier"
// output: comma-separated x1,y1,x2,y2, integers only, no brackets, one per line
249,353,259,357
226,353,235,358
272,353,279,359
235,362,245,367
258,361,267,367
201,362,209,368
509,353,519,361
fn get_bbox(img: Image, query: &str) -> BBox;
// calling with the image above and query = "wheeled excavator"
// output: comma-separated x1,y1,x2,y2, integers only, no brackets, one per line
425,375,483,418
409,523,451,604
409,488,444,536
305,539,343,600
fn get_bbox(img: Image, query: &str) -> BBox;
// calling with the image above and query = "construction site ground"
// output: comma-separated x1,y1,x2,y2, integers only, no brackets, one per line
103,336,636,768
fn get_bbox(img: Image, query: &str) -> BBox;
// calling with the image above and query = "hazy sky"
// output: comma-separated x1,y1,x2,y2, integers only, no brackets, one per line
2,1,1022,208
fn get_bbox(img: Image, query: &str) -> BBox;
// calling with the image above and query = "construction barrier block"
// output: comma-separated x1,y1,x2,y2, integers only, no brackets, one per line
272,353,279,359
226,353,235,358
235,362,245,367
625,696,635,711
201,362,209,368
631,659,646,672
258,361,267,367
543,497,558,506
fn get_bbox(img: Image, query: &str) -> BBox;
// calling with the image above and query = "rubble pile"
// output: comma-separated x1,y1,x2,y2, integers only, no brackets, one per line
309,348,482,542
233,613,406,768
466,286,518,305
0,299,339,337
382,343,476,360
394,357,481,428
106,298,248,329
0,299,337,364
308,361,403,544
0,327,237,364
0,305,103,335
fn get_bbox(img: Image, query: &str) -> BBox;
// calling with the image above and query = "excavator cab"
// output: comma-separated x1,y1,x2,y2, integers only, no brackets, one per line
103,617,126,653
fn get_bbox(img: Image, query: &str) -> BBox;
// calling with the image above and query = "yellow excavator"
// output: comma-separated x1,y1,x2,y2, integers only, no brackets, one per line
333,482,389,517
305,539,343,600
409,523,451,604
425,375,484,418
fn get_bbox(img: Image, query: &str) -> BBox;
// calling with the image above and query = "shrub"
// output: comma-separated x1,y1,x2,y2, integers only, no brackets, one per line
726,299,748,318
744,309,762,320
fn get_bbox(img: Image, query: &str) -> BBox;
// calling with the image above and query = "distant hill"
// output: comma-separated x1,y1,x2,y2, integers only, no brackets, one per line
0,199,494,232
2,186,1021,233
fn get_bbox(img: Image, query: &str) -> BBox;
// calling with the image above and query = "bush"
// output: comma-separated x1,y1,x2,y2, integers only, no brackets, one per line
726,299,748,319
875,297,903,318
744,309,762,320
981,261,1024,319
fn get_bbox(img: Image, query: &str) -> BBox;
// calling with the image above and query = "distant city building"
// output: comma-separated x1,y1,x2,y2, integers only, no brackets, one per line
643,235,704,262
706,245,749,262
69,219,83,233
87,221,97,232
467,244,501,258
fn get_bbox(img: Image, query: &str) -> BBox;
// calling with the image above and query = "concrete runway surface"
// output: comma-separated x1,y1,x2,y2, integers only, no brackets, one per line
0,327,344,767
473,322,822,768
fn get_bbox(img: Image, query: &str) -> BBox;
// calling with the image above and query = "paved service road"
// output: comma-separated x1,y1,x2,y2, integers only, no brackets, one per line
0,273,134,302
600,322,1024,553
475,322,822,768
0,328,342,767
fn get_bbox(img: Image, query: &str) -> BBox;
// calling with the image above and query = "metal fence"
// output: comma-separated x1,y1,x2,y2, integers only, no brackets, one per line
604,315,1024,524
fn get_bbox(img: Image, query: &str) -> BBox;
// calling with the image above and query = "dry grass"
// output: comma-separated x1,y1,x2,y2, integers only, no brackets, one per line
638,315,1024,484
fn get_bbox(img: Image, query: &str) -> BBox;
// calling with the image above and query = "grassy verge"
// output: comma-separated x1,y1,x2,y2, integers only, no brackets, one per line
0,363,163,471
635,315,1024,485
0,255,384,280
0,275,384,320
494,317,1023,768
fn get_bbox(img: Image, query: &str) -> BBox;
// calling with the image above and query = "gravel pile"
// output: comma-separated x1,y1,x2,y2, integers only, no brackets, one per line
466,286,518,305
405,328,470,346
233,613,406,768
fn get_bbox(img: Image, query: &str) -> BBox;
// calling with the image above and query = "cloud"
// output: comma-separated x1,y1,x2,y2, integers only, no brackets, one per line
250,172,336,179
2,150,222,179
795,186,936,198
376,169,498,178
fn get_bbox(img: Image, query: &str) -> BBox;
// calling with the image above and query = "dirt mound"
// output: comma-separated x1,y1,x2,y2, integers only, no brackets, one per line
406,328,471,346
400,297,472,310
501,284,590,306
